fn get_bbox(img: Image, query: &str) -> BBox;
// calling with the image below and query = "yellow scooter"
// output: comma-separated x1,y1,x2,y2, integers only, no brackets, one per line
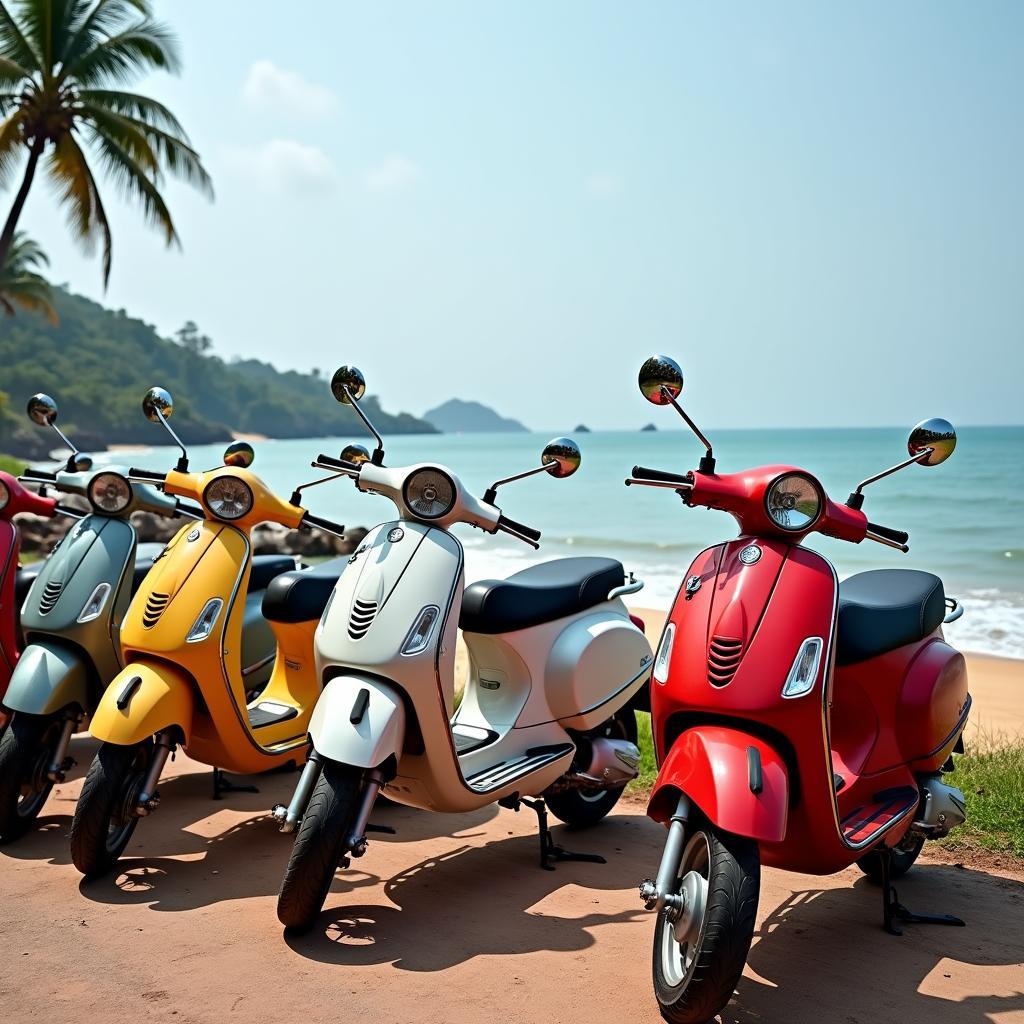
70,387,349,877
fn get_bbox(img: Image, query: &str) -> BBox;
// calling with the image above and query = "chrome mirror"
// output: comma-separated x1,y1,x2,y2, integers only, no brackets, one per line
542,437,582,479
27,393,59,426
638,355,684,406
142,387,174,423
69,453,94,473
330,366,366,404
341,443,371,465
223,441,255,469
908,418,956,466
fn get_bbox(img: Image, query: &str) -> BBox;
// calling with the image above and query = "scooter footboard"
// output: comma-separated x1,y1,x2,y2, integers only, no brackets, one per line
310,674,406,769
649,726,789,843
90,661,195,746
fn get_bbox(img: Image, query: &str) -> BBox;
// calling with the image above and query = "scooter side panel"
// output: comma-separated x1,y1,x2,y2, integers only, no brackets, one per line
90,660,195,746
648,726,789,842
1,640,90,716
0,520,19,678
309,673,406,768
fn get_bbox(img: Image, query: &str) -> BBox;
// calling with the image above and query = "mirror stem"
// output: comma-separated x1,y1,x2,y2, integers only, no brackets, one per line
483,462,550,505
156,410,189,471
49,424,79,470
662,387,716,473
343,386,385,465
847,448,933,509
289,471,351,506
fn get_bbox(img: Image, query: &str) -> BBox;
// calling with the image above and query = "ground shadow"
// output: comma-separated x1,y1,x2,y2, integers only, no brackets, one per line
285,810,655,972
729,864,1024,1024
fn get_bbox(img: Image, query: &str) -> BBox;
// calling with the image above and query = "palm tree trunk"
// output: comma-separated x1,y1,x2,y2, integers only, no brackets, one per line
0,137,45,271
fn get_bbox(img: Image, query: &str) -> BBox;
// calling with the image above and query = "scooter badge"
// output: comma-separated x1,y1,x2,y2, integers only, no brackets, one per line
738,544,761,565
387,527,404,543
684,575,702,600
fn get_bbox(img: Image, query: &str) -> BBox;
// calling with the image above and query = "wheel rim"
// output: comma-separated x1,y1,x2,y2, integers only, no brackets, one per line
16,721,60,819
105,747,149,853
658,831,711,989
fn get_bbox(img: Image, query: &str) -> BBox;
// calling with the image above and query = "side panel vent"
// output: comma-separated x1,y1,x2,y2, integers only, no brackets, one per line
707,635,743,686
348,598,379,640
39,580,63,615
143,592,170,629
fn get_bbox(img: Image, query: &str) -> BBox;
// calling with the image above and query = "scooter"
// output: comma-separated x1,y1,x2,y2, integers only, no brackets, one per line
0,394,190,842
272,365,653,932
69,386,345,877
0,469,62,733
626,356,970,1024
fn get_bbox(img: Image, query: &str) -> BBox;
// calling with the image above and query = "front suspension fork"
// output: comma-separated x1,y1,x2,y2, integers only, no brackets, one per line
639,794,691,916
45,712,82,783
272,751,323,834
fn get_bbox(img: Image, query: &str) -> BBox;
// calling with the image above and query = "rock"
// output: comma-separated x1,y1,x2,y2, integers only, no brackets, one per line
641,423,658,432
573,424,591,433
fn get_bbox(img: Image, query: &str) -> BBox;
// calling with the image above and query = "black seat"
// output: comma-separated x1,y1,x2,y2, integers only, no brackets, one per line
248,554,297,594
460,557,624,635
837,569,946,665
14,565,41,610
262,557,347,624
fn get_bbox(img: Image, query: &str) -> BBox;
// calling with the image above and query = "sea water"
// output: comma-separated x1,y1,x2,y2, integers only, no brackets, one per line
96,426,1024,660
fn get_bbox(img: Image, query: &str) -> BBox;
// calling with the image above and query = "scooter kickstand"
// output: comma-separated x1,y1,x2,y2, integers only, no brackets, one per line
879,846,965,935
211,767,259,800
520,797,606,872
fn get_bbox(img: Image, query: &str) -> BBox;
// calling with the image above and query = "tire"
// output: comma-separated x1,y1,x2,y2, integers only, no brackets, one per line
856,836,924,884
652,824,760,1024
70,741,150,878
277,761,362,932
546,709,639,828
0,714,60,842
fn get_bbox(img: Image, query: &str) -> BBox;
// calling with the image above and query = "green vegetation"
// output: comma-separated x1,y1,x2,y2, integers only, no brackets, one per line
0,0,211,285
0,286,437,458
0,230,54,321
0,452,25,473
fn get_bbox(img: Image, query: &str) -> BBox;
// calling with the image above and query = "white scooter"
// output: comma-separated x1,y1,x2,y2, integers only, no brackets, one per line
272,366,654,932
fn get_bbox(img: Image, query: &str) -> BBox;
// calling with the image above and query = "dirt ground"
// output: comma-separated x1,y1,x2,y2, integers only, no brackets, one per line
1,738,1023,1024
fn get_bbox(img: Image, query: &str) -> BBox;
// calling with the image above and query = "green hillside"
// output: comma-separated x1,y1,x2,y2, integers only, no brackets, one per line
0,288,436,458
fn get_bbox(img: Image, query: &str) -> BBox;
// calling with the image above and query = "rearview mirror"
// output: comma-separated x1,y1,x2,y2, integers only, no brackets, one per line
223,441,255,468
908,418,956,467
27,393,58,427
142,387,174,422
340,443,371,465
542,437,581,479
638,355,684,406
330,366,366,404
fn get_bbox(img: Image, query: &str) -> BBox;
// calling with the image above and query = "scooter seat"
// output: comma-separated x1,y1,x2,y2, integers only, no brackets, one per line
261,557,347,624
249,554,297,594
837,569,946,665
460,557,624,635
14,564,42,610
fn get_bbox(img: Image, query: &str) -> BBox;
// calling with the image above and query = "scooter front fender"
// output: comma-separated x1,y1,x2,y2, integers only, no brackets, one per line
310,674,406,769
648,726,789,843
2,641,90,716
90,661,195,746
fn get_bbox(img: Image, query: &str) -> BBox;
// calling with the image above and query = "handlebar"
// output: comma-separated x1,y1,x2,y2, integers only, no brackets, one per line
19,469,57,483
630,465,692,486
497,514,541,544
302,512,347,538
128,467,167,483
866,522,909,546
314,454,362,475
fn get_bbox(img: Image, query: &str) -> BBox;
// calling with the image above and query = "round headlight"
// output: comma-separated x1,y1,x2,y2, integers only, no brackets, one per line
89,472,132,514
204,476,254,521
765,473,822,532
0,479,9,511
402,467,456,520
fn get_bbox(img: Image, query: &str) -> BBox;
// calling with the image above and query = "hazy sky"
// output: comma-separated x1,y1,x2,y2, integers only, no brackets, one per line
15,2,1023,430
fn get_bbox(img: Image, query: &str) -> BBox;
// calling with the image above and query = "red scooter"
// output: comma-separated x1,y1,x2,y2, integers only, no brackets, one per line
627,356,969,1024
0,470,60,732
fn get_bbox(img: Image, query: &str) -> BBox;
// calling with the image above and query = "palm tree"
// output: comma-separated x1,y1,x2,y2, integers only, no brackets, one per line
0,228,55,320
0,0,212,286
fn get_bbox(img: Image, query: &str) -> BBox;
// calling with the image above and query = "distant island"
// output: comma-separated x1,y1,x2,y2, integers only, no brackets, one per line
641,423,658,432
0,287,437,459
424,398,528,433
574,424,591,433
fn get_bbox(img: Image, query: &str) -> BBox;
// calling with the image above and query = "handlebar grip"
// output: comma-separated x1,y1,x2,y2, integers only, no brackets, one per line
867,522,909,545
631,465,691,486
302,512,346,536
21,469,57,482
315,454,361,473
175,501,205,519
498,514,541,542
129,467,166,482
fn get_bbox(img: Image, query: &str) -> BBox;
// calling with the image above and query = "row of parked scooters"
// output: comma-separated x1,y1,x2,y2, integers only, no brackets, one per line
0,356,971,1024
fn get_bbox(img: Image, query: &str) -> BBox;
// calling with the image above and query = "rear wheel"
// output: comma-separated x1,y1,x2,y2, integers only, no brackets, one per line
0,714,60,842
70,741,151,878
546,709,639,828
652,825,760,1024
856,835,924,884
277,761,362,932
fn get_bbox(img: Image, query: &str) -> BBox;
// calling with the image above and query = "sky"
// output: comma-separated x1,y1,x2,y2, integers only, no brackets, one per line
11,2,1024,431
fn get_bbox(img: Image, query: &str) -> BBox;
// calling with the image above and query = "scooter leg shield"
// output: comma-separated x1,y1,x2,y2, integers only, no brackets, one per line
648,726,789,843
90,662,195,746
2,642,90,716
309,674,406,769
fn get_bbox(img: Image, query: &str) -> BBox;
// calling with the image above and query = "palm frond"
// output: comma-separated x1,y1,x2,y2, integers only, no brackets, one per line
79,87,184,133
0,229,57,323
0,2,42,72
59,0,151,68
60,18,180,86
0,110,25,187
80,101,159,174
46,129,102,243
0,53,31,84
5,229,50,270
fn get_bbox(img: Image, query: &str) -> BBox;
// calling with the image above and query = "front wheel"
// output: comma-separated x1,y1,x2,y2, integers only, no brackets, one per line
70,741,151,878
652,825,760,1024
0,714,61,842
277,761,362,932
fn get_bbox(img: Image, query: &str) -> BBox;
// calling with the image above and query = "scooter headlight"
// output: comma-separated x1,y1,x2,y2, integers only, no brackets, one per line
403,467,456,520
88,472,132,514
0,480,9,511
204,476,254,521
765,473,822,532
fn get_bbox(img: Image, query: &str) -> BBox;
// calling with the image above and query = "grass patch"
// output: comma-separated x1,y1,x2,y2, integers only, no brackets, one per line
0,453,27,475
628,713,658,796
